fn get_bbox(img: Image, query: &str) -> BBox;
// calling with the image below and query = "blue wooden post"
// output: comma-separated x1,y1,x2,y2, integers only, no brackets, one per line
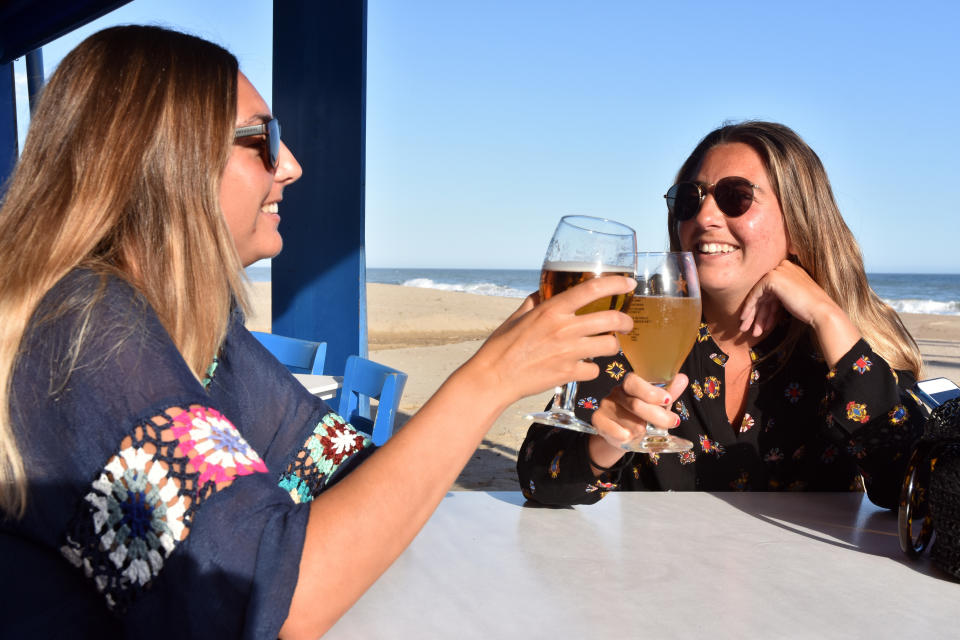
271,0,368,375
0,62,17,194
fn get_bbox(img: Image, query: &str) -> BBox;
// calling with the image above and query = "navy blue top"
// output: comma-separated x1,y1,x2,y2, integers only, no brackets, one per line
1,271,373,639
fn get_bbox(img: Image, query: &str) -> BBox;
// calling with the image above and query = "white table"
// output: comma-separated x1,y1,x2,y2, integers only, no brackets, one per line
292,374,342,401
328,491,959,639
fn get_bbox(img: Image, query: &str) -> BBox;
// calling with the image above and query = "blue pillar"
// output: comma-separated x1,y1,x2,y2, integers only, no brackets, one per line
0,62,17,194
25,49,43,113
272,0,368,374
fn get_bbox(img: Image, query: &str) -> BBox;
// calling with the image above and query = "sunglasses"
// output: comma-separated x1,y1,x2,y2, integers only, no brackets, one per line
664,176,760,222
234,118,281,169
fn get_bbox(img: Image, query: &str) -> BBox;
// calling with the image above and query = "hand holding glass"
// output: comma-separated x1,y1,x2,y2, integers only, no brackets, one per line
523,215,636,433
617,251,701,453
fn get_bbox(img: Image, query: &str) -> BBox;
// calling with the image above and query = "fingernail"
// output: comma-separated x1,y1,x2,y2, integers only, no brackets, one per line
674,415,681,427
662,395,672,406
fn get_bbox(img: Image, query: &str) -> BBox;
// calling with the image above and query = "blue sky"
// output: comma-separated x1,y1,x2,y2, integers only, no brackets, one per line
12,0,960,272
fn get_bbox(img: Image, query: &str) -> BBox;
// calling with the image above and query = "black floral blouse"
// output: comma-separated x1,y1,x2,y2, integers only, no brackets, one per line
517,321,925,510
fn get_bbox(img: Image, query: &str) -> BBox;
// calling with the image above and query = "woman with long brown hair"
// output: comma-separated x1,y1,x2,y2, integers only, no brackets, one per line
0,26,635,638
519,121,924,508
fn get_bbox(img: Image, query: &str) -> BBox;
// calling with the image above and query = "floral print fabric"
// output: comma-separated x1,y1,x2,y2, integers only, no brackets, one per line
518,321,924,509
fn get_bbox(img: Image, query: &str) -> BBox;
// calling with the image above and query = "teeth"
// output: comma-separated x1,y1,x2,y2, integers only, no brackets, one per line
699,242,737,255
261,202,278,214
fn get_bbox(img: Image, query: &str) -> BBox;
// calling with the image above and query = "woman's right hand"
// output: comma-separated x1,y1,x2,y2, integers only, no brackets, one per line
587,372,689,471
461,275,635,406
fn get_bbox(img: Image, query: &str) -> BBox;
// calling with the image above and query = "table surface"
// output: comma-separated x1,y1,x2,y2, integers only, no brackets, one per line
292,374,341,400
328,491,958,639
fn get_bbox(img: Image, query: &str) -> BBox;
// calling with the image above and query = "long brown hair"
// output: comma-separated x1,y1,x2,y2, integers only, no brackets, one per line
0,26,249,516
667,121,922,377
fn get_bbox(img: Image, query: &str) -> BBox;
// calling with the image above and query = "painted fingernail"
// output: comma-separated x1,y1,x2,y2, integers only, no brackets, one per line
674,415,681,427
662,395,672,406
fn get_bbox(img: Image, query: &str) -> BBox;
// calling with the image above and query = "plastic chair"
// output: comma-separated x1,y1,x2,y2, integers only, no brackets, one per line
338,355,408,446
251,331,327,375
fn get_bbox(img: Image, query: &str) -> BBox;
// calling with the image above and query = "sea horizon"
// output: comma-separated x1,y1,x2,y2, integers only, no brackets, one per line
245,265,960,316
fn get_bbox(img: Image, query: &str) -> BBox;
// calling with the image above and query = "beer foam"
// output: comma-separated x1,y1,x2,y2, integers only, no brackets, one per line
541,261,632,274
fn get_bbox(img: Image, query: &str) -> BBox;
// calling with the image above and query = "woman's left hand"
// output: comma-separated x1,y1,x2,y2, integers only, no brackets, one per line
738,258,861,366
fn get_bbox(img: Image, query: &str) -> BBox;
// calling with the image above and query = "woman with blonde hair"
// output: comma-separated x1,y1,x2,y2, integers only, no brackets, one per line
519,121,924,508
0,26,635,638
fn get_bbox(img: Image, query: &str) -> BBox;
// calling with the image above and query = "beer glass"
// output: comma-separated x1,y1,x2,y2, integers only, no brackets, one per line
523,215,636,433
618,251,701,452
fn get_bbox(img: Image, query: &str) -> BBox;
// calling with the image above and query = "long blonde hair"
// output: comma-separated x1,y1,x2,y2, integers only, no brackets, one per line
667,121,922,377
0,26,249,516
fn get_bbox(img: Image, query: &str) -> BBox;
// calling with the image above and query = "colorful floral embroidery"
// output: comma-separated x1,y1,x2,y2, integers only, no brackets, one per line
605,360,627,381
674,400,689,421
594,479,617,491
648,452,660,465
764,448,784,462
845,401,870,424
691,380,704,400
699,435,725,456
749,348,759,363
853,356,873,374
739,413,755,433
201,356,219,390
826,368,837,379
679,450,696,465
632,465,641,479
750,369,760,385
784,382,803,404
704,376,721,399
170,407,267,485
709,352,728,367
578,396,599,411
549,451,563,478
730,471,749,491
697,322,710,342
61,406,266,613
277,412,371,504
792,445,806,460
585,483,598,493
888,404,909,425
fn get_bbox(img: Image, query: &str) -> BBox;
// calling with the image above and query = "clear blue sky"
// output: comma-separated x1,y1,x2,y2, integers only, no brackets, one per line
12,0,960,273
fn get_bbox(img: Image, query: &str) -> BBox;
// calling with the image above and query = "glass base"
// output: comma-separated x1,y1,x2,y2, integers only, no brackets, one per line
523,409,598,435
621,433,693,454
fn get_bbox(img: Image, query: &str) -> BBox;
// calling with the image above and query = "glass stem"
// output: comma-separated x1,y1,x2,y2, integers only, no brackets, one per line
559,381,579,412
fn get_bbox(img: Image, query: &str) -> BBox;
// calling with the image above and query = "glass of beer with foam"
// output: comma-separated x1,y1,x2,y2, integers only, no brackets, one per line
523,215,636,433
618,251,701,452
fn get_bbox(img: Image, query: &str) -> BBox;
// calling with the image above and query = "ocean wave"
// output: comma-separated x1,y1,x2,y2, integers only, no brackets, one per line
401,278,530,298
884,298,960,316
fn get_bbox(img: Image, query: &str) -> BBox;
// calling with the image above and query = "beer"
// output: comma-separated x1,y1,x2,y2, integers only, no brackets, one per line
539,261,632,314
618,295,701,383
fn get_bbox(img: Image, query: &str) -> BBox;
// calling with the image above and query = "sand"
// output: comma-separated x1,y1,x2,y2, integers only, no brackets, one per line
244,280,960,490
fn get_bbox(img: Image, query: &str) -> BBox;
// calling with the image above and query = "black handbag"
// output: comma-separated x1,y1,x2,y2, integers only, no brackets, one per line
899,396,960,577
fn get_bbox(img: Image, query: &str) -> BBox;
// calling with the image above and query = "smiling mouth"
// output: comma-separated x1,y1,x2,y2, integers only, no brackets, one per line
698,242,738,255
261,202,279,214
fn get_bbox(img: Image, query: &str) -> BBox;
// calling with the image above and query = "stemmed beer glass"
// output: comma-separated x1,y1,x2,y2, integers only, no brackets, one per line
617,251,701,453
523,215,636,433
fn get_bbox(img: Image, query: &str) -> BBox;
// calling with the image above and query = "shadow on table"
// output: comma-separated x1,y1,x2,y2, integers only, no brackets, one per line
709,490,956,580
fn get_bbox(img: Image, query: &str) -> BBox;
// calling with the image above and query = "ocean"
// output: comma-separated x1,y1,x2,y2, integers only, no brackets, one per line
245,266,960,316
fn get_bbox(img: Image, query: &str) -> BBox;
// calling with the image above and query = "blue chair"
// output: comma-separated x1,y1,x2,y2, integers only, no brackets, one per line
338,355,408,446
252,331,327,375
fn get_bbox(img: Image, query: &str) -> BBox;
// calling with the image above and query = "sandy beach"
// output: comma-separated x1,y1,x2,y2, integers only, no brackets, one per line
245,281,960,490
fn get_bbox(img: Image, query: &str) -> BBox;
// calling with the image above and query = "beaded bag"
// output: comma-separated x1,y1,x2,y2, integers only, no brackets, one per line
898,397,960,578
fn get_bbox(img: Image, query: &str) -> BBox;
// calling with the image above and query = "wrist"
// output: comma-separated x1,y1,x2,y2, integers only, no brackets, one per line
587,434,626,475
